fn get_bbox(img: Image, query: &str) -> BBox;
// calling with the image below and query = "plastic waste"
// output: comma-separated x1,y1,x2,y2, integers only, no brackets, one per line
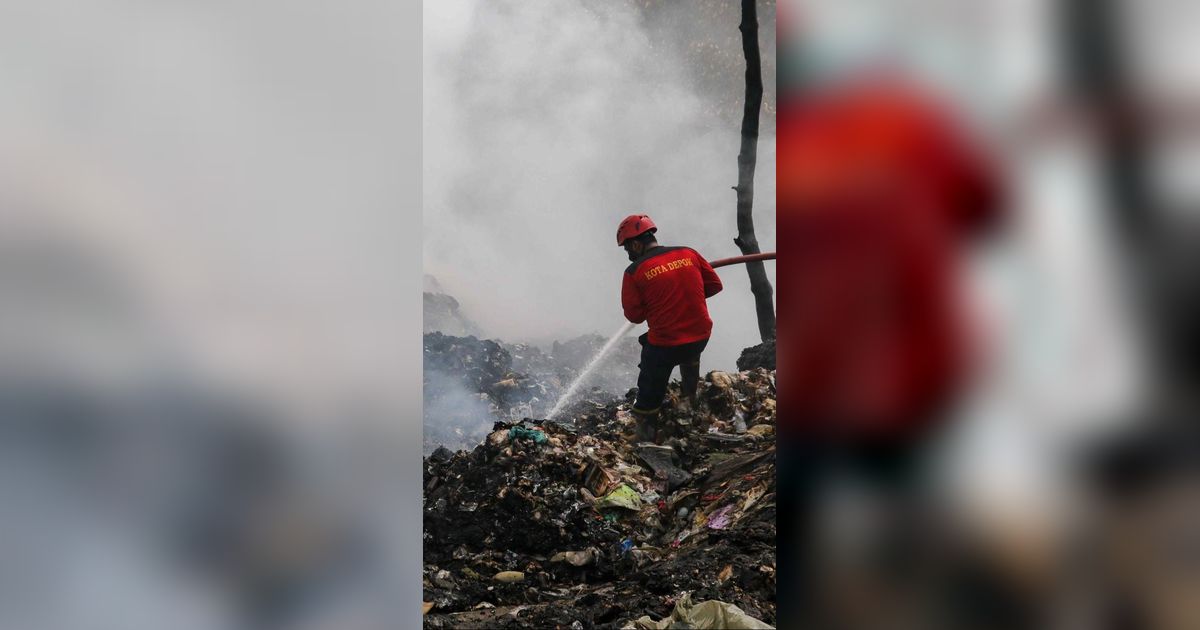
623,593,774,629
634,445,691,492
705,505,735,530
732,410,747,433
595,484,643,512
508,426,548,444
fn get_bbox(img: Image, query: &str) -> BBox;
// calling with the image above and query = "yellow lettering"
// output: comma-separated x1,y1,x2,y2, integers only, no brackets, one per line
643,258,694,280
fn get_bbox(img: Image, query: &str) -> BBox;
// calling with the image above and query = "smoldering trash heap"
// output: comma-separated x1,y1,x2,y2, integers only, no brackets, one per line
423,331,776,629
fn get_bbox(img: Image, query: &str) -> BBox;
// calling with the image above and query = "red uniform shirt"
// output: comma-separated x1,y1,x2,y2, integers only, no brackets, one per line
622,246,723,347
777,77,1002,437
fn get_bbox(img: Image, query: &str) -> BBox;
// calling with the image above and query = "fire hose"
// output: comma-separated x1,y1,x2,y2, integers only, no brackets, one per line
708,251,775,269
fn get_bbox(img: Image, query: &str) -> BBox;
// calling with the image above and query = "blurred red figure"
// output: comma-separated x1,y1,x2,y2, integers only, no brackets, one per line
774,73,1006,629
777,75,1002,439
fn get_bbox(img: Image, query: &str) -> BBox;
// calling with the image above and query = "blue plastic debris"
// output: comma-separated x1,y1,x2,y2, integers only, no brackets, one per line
508,426,548,444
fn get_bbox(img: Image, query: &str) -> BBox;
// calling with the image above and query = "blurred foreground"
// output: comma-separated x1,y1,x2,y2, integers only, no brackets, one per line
775,1,1200,628
0,0,420,626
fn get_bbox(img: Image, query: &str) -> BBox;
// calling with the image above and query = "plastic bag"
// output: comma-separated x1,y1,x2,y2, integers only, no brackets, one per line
623,593,773,629
595,484,643,511
508,426,548,444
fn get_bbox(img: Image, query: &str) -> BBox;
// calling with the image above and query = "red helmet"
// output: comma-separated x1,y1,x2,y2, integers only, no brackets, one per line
616,214,657,246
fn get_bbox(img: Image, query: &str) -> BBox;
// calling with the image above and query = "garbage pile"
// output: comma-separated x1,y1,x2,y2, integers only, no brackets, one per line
500,334,640,399
423,368,777,629
424,275,483,337
424,333,558,407
424,332,642,454
736,340,775,372
425,292,483,337
424,333,555,453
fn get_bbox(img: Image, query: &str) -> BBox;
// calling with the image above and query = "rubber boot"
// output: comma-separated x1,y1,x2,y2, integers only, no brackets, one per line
633,409,659,443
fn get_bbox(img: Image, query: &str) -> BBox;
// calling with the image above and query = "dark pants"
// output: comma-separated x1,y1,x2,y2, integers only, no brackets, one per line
632,335,708,415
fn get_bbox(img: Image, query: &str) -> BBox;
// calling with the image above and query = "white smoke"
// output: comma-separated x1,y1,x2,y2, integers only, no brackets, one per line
424,0,778,370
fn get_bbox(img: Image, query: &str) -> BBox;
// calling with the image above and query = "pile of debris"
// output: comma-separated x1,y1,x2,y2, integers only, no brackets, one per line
424,333,555,408
425,292,482,337
423,332,642,454
424,275,483,337
424,333,554,453
423,369,777,629
736,340,775,372
499,335,640,401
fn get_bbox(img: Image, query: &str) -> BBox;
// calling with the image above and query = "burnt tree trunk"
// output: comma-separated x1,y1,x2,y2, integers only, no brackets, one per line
1059,0,1152,245
735,0,776,341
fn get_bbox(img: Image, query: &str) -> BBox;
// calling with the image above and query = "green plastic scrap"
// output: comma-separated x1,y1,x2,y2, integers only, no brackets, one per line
507,426,547,444
595,484,643,512
623,593,773,629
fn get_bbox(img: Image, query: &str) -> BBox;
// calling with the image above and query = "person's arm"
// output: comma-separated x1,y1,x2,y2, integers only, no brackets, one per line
696,253,723,298
622,272,646,323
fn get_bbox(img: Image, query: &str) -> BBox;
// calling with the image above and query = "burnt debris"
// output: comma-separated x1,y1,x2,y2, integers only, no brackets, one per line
424,367,777,629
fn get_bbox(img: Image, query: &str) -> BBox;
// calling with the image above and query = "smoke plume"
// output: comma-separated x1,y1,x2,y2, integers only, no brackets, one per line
424,0,778,370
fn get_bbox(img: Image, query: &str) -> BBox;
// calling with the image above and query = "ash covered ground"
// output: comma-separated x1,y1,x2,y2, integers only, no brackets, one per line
423,327,777,628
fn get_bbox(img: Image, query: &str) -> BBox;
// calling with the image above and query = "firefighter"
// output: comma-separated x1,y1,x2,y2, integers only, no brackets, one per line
617,214,723,443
